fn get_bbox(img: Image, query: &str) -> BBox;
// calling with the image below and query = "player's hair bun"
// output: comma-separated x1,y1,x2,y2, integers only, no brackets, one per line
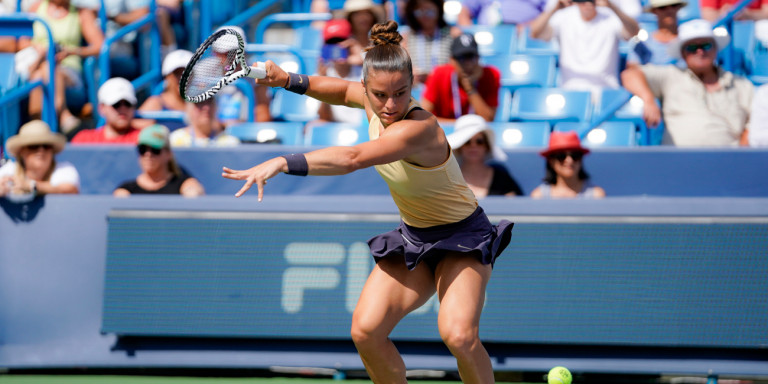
369,20,402,48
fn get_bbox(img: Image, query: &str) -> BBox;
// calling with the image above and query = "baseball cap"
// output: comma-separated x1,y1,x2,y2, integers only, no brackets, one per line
324,19,352,44
137,124,170,149
98,77,137,106
451,34,479,58
162,49,193,76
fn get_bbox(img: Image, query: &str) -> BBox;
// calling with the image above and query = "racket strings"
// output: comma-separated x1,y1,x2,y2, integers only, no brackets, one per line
183,33,241,98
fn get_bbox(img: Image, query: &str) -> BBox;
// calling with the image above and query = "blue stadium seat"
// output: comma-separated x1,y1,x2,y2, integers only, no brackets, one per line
748,51,768,85
517,26,559,55
305,122,367,146
461,24,517,58
491,121,551,149
554,121,637,148
494,86,513,122
270,88,320,123
677,0,701,23
483,54,557,90
509,88,592,124
597,88,663,145
226,121,304,145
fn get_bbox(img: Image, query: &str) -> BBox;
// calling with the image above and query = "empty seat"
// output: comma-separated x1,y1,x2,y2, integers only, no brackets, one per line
483,54,557,90
554,121,637,148
491,121,551,149
270,88,320,123
461,24,517,58
517,26,560,55
305,122,367,146
226,121,304,145
509,88,592,124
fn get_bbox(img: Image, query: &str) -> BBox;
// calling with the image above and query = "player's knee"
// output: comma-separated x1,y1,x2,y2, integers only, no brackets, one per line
439,323,479,354
350,312,383,347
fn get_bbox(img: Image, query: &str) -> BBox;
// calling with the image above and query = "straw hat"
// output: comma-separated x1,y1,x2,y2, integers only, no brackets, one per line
339,0,386,24
447,114,507,161
644,0,687,11
5,120,66,158
668,19,730,59
539,131,590,158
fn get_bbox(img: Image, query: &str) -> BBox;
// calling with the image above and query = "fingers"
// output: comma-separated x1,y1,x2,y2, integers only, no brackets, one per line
234,177,253,198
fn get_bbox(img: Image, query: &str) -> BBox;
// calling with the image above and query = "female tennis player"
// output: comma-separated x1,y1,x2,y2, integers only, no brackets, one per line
222,20,513,383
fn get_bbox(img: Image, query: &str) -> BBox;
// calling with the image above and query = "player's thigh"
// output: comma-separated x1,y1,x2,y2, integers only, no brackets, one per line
434,253,492,327
353,256,436,334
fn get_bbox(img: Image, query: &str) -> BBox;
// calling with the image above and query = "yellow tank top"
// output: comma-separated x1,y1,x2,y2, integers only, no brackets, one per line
32,0,82,72
369,99,478,228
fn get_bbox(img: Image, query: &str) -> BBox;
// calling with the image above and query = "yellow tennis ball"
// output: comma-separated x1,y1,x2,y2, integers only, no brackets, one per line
548,366,572,384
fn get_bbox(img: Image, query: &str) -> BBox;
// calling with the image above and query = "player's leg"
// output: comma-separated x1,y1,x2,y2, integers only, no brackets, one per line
434,253,494,384
351,256,436,383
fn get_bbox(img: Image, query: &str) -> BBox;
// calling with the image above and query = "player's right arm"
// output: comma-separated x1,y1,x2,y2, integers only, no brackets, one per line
255,60,365,109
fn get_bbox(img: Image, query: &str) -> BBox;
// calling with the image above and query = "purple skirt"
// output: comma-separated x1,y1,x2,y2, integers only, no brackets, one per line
367,207,514,271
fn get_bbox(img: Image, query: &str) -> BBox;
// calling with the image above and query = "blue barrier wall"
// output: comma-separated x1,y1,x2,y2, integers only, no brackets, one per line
1,195,767,375
56,146,768,197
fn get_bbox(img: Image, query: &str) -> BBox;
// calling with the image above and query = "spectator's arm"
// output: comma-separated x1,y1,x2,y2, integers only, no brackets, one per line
112,7,150,26
457,4,474,26
620,65,661,127
180,177,205,197
600,0,640,38
255,85,272,122
36,180,79,195
77,9,105,57
529,1,564,40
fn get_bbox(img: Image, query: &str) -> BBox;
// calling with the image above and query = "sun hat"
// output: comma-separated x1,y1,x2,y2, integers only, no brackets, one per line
644,0,687,11
162,49,193,76
339,0,386,24
451,33,479,58
668,19,730,59
138,124,170,149
98,77,137,106
539,131,590,158
6,120,67,158
447,114,507,161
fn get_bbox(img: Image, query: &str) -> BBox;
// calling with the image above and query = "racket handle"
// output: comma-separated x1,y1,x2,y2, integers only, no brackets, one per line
247,62,267,79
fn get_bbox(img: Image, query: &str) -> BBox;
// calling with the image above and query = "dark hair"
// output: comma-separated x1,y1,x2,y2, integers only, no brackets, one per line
362,21,413,84
404,0,447,33
543,161,590,185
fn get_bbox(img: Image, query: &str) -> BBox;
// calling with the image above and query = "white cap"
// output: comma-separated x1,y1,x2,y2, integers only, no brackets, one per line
98,77,137,106
668,19,730,59
162,49,193,76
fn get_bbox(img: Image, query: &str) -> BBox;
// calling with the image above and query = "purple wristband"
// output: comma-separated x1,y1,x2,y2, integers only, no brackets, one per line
281,153,308,176
284,73,309,95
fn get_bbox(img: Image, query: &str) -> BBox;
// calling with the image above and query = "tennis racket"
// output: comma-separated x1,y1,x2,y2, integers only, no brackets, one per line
179,28,267,103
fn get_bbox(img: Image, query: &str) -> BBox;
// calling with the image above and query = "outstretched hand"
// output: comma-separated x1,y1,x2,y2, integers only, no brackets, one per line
221,157,287,201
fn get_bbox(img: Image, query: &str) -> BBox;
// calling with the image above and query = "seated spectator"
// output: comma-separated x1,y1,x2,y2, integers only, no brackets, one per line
701,0,768,23
621,19,753,146
310,19,367,126
421,33,500,122
139,49,192,114
458,0,548,26
17,0,104,133
627,0,686,68
447,114,523,198
71,77,141,144
339,0,386,66
531,131,605,199
0,120,80,202
529,0,639,96
156,0,184,56
748,83,768,146
169,99,240,147
114,124,205,197
402,0,461,85
74,0,151,79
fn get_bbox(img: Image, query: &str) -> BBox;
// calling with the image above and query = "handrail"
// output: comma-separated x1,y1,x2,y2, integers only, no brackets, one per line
713,0,755,72
255,13,332,44
0,14,57,133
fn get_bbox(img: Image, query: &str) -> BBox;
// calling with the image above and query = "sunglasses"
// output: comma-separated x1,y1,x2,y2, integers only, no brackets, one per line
683,42,713,53
112,100,135,109
137,144,163,156
551,151,583,162
27,144,53,151
466,137,487,146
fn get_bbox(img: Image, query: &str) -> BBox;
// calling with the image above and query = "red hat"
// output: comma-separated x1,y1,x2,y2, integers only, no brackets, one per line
540,131,590,158
323,19,351,43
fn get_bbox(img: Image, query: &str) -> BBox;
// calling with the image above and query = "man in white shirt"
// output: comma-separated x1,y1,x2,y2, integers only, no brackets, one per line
529,0,639,95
